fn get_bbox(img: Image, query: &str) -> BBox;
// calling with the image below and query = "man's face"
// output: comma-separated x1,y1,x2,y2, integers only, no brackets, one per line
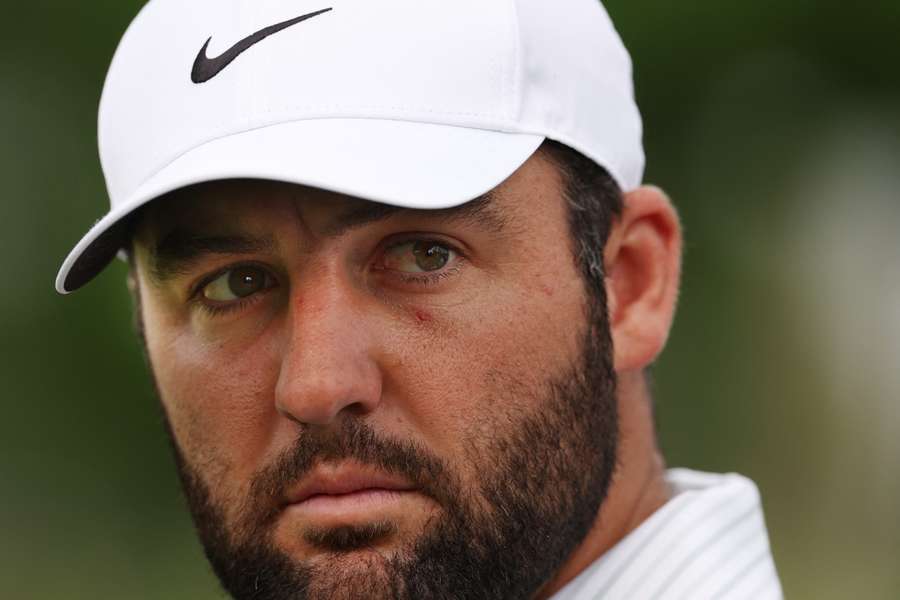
132,151,619,599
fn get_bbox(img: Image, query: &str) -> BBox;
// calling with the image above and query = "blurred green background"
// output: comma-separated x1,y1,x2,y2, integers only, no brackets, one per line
3,1,899,598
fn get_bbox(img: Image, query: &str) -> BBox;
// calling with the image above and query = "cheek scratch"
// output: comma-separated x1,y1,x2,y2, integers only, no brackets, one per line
414,309,433,324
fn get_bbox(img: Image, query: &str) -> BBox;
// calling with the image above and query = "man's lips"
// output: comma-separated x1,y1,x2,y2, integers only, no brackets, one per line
284,464,419,507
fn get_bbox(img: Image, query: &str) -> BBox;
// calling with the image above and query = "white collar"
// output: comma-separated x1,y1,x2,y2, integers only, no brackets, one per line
550,469,783,600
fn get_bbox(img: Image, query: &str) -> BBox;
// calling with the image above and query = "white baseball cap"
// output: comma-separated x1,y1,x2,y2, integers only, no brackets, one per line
56,0,644,293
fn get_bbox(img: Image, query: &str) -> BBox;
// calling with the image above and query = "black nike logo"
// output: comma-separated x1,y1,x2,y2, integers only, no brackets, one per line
191,8,333,84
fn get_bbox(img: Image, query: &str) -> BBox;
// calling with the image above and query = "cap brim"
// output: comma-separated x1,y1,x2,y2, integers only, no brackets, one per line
56,119,545,293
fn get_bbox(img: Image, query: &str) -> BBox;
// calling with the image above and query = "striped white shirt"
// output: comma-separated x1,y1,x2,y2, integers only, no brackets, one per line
551,469,783,600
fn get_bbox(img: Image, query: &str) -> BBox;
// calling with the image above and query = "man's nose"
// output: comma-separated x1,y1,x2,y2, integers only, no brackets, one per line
273,273,383,427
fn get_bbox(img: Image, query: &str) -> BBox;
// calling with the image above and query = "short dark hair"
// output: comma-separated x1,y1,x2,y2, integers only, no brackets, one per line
540,139,624,306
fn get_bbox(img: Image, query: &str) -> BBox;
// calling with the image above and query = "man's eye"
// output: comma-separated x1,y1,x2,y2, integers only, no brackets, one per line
202,266,272,302
383,241,456,273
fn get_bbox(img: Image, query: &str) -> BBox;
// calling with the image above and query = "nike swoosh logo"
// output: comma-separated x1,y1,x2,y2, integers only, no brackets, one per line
191,7,333,84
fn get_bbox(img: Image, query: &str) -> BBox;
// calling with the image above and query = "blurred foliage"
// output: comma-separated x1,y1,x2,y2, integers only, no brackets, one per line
2,0,898,598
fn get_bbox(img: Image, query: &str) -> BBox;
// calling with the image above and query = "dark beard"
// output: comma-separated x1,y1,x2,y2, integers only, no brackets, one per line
160,300,618,600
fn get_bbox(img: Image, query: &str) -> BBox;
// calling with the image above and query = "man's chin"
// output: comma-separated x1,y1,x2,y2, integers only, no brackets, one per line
302,550,402,600
266,527,416,600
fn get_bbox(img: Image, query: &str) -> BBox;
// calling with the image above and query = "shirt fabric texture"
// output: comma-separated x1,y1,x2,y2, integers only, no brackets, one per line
550,469,783,600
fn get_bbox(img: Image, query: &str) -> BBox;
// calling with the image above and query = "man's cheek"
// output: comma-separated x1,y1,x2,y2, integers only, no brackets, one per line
386,295,551,442
151,329,280,487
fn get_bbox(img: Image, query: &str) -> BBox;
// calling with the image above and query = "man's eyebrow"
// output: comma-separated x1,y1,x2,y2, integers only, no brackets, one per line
147,191,506,284
321,190,507,238
149,231,276,283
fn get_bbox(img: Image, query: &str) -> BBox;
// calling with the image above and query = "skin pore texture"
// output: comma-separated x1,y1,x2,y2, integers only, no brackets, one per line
131,149,682,599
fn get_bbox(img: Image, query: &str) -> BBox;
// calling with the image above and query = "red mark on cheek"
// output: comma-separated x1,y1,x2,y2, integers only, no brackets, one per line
541,285,554,297
414,309,433,324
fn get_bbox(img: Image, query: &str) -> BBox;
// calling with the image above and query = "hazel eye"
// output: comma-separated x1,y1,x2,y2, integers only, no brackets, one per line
202,266,271,302
384,241,456,273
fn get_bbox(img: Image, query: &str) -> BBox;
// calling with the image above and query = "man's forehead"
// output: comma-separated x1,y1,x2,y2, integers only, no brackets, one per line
139,179,347,238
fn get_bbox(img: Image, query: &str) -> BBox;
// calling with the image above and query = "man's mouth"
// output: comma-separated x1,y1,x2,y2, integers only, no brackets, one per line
282,463,421,520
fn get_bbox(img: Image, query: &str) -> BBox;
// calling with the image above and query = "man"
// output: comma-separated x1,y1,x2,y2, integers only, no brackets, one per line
56,0,782,598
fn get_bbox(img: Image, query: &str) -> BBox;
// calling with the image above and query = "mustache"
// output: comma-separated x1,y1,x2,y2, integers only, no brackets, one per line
247,418,457,523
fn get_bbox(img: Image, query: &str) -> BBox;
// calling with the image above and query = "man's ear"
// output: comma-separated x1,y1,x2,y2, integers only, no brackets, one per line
604,186,682,372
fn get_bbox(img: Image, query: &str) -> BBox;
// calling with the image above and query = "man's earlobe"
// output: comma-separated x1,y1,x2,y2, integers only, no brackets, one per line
604,186,682,372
